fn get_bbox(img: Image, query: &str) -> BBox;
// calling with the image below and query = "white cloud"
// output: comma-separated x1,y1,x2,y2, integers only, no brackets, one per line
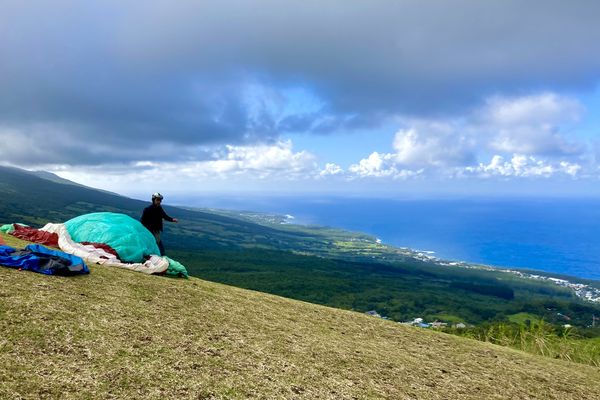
347,152,423,180
348,152,396,178
481,93,584,156
340,92,590,181
392,121,475,168
482,93,582,126
357,92,585,177
53,140,320,192
463,154,582,178
319,163,344,177
391,93,585,170
559,161,582,177
170,140,318,180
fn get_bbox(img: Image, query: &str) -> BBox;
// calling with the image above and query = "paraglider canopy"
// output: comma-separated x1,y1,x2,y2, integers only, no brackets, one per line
65,212,160,263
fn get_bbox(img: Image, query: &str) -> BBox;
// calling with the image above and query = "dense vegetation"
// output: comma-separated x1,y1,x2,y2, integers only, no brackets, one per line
169,248,600,327
445,321,600,367
2,166,600,331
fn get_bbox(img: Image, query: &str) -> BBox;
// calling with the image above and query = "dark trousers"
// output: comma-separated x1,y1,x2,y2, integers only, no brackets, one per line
152,231,166,256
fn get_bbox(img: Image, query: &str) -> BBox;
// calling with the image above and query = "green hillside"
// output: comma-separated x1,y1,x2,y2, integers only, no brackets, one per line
1,234,599,399
2,166,600,328
0,166,376,255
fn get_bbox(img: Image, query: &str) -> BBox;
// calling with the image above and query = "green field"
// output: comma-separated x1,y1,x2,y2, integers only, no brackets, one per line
508,312,542,325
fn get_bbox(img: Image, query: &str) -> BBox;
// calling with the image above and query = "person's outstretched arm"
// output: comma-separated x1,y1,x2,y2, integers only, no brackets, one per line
161,207,178,223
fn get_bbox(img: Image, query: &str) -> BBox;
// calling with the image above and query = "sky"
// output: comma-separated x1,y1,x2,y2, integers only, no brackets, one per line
1,0,600,200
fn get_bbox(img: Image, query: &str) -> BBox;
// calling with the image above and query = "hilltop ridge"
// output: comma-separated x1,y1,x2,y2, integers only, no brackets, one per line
0,166,376,255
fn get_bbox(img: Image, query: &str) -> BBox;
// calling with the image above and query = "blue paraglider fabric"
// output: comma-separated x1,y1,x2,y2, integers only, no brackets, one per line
0,244,89,276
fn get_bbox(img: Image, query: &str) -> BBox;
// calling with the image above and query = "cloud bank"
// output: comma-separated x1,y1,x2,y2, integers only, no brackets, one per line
344,93,590,180
1,1,600,167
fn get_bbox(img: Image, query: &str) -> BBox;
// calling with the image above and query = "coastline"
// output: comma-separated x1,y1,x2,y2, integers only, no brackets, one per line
190,205,600,303
398,242,600,303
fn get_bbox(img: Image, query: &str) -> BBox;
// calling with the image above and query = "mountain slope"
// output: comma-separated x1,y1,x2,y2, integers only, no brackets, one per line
3,166,600,327
0,166,374,253
1,234,599,400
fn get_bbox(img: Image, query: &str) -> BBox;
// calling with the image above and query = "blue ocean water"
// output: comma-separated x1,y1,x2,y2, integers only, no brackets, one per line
193,196,600,281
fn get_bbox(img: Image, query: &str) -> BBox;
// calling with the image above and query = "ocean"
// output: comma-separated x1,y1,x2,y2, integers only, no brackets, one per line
190,196,600,281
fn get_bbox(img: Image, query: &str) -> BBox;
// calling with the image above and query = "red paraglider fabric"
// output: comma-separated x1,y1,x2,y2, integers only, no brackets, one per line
80,242,120,258
10,224,59,247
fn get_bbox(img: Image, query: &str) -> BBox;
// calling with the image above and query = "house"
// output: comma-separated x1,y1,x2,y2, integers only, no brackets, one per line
430,321,448,329
365,310,383,318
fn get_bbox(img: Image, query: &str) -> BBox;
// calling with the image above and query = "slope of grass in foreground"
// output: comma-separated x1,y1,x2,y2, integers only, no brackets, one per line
1,235,600,399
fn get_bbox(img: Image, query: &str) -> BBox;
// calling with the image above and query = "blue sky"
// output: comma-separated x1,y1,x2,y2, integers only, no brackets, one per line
1,1,599,198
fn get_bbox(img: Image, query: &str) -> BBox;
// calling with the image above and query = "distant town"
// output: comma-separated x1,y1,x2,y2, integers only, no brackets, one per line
365,310,467,329
405,247,600,304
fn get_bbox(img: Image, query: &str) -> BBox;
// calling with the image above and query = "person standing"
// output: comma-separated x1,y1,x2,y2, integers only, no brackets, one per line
141,192,178,256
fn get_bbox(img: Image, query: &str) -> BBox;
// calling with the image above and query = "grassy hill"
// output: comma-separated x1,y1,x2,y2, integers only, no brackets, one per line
1,233,599,399
0,166,377,255
3,166,600,328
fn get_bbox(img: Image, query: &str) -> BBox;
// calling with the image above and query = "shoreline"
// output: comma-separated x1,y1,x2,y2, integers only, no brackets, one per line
402,244,600,303
195,206,600,303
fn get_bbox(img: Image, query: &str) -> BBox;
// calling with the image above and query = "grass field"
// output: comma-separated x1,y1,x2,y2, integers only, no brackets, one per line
508,312,542,325
2,233,600,399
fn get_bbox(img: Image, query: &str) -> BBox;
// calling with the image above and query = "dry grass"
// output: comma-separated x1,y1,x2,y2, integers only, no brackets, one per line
1,233,600,399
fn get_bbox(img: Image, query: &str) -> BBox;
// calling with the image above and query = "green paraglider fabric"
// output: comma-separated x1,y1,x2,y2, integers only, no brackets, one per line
65,212,160,263
164,256,189,278
0,224,13,234
0,223,29,234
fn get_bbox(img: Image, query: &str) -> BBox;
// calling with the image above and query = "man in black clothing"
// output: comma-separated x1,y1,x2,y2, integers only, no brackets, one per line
141,192,178,256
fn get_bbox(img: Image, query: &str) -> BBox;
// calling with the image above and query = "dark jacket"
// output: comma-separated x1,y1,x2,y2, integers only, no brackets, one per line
141,204,174,233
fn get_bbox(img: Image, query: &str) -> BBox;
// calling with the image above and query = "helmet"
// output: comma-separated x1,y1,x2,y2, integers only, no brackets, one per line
151,192,164,201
